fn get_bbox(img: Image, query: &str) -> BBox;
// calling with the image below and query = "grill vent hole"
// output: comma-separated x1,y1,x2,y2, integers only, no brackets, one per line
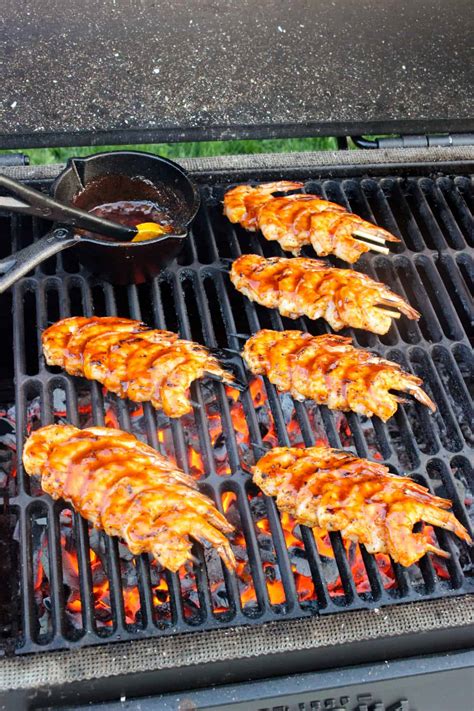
384,181,425,252
158,277,179,333
91,285,107,317
435,256,473,343
23,289,39,375
112,285,132,319
410,347,463,454
190,206,218,265
203,277,227,348
135,282,155,326
45,286,60,324
181,276,204,343
29,503,54,644
436,177,473,247
68,285,86,317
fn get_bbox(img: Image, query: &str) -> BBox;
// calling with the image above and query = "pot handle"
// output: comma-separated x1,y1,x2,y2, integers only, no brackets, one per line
0,227,79,293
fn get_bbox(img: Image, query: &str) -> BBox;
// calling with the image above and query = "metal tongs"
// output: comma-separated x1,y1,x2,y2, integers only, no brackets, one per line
0,174,165,241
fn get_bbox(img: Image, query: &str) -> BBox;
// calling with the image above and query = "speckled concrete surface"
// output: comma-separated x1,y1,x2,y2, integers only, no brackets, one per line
0,0,473,146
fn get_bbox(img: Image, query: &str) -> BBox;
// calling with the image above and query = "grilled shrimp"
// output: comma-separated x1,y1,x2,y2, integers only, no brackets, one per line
23,425,236,573
224,183,400,263
230,254,419,334
42,317,233,418
242,330,435,421
253,446,472,567
223,181,304,230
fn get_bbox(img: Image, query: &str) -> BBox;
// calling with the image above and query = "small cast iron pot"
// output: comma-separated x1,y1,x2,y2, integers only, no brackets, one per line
0,151,200,290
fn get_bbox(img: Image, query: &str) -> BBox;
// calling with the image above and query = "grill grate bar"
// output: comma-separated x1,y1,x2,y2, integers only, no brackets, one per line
74,514,96,635
426,180,468,250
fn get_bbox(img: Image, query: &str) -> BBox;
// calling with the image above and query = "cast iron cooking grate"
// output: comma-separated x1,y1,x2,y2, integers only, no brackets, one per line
0,170,472,656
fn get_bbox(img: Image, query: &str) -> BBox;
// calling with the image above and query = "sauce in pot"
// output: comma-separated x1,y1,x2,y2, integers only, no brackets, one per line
89,199,172,230
72,174,183,242
89,199,173,238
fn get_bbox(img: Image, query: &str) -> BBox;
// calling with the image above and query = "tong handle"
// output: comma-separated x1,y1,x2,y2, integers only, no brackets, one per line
0,227,79,293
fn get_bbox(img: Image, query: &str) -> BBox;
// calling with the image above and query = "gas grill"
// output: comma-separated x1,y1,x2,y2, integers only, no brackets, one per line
0,148,473,709
1,0,474,705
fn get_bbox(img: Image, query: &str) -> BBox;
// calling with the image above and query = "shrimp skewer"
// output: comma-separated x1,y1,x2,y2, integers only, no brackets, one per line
42,317,234,418
253,446,472,567
23,425,236,573
223,183,400,263
242,329,435,421
230,254,419,334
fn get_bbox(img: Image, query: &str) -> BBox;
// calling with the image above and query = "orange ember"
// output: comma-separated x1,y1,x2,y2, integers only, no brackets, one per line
208,412,224,446
104,406,120,429
264,566,286,605
249,378,265,407
188,446,205,477
131,404,144,418
122,587,142,624
222,491,237,511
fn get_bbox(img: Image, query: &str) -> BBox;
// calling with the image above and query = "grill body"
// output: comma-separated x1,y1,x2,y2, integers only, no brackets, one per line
0,149,472,707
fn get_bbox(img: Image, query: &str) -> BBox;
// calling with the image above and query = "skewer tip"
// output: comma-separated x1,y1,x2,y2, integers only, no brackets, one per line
355,239,390,255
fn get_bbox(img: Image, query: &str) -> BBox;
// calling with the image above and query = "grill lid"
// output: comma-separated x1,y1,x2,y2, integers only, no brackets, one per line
1,0,473,148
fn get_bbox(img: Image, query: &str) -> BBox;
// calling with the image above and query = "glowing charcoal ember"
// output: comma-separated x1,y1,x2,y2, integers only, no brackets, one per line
208,412,224,446
337,415,355,449
304,404,330,447
188,447,205,477
178,565,202,620
280,513,316,604
249,489,287,607
222,490,257,608
151,577,172,621
104,407,120,429
122,587,142,624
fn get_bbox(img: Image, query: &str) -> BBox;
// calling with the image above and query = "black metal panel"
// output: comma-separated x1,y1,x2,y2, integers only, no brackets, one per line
1,0,474,148
0,166,472,657
62,650,474,711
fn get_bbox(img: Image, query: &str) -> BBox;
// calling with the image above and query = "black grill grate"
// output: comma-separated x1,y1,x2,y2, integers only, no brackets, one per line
0,168,472,656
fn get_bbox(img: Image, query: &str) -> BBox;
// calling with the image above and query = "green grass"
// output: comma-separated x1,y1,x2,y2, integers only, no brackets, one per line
0,137,338,165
